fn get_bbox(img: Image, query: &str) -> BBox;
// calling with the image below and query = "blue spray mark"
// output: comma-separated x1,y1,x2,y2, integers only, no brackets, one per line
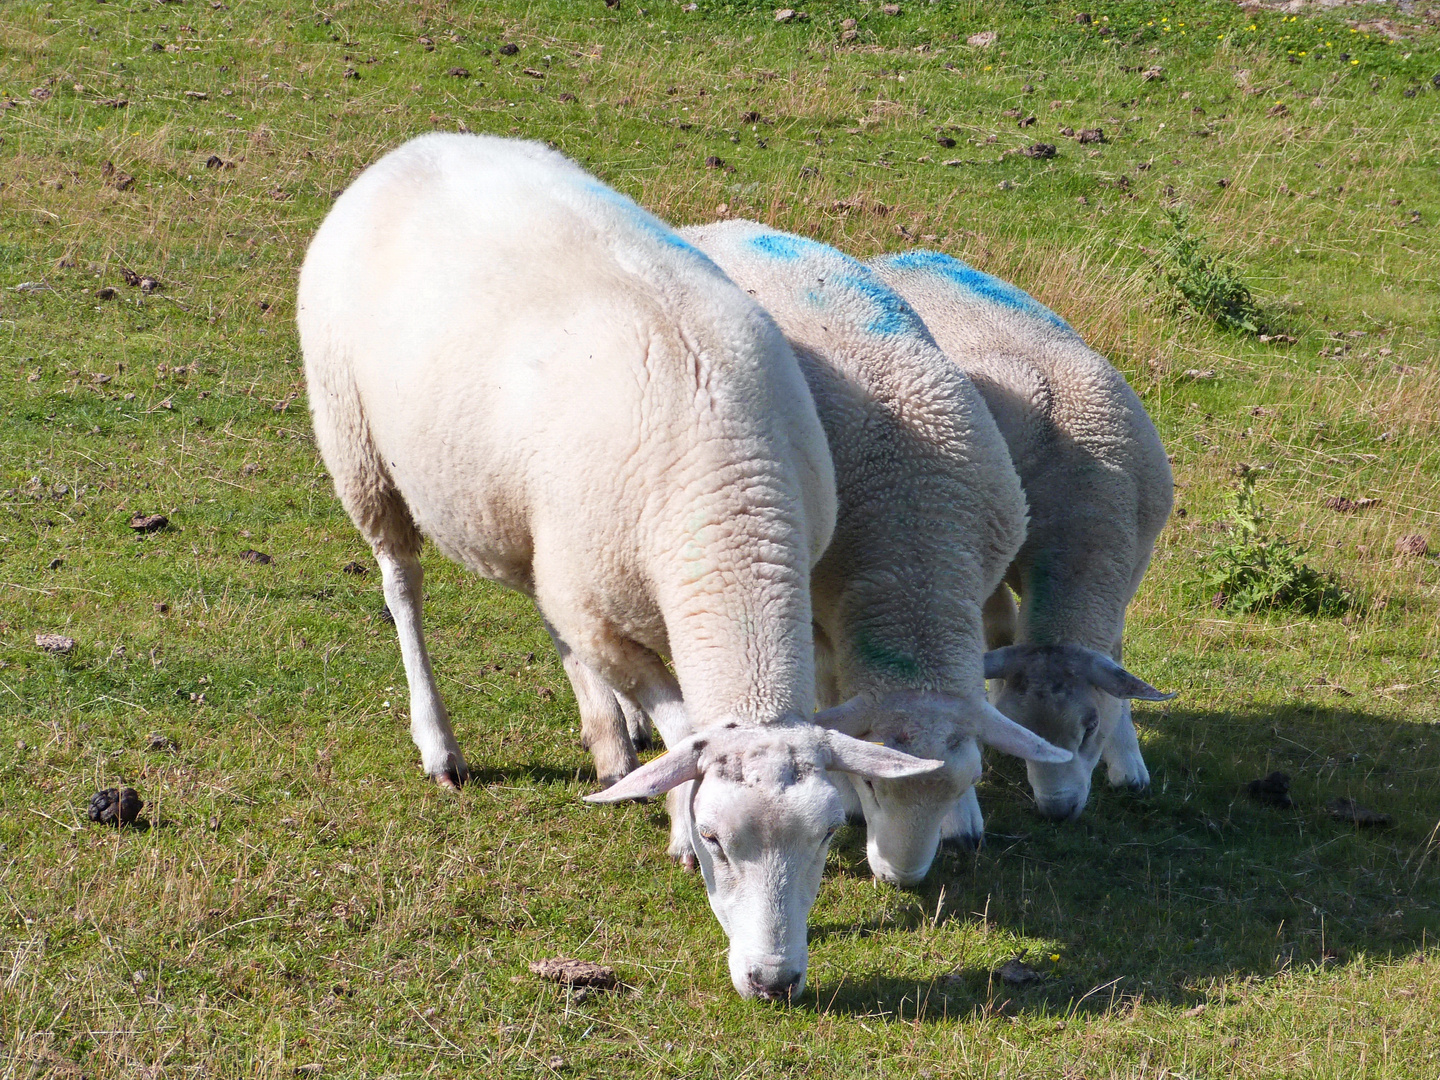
577,179,717,266
748,230,928,338
747,231,831,262
877,249,1074,334
833,270,928,337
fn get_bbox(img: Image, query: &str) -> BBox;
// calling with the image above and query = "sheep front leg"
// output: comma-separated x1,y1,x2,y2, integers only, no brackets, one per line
940,787,985,850
1102,700,1150,790
546,623,639,787
377,551,469,787
633,670,699,870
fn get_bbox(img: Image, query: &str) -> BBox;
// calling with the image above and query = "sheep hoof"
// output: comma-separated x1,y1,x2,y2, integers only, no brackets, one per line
433,757,470,789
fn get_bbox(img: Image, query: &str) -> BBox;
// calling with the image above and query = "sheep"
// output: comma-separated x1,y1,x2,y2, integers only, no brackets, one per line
868,249,1176,822
297,133,945,1000
666,220,1074,885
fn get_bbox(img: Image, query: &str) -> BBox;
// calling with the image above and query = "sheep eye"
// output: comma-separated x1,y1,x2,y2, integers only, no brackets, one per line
698,829,722,848
1082,712,1100,738
824,825,839,842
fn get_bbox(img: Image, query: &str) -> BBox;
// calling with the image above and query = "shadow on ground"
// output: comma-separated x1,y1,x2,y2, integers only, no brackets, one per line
799,702,1440,1018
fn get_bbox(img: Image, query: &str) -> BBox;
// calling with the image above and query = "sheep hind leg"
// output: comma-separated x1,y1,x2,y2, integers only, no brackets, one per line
546,624,638,787
377,550,469,788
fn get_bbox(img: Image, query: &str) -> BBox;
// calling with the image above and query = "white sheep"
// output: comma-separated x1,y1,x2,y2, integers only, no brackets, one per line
671,221,1073,884
869,250,1175,821
298,133,944,1000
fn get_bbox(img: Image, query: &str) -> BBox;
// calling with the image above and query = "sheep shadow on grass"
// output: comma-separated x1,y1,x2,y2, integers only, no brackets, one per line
802,702,1440,1018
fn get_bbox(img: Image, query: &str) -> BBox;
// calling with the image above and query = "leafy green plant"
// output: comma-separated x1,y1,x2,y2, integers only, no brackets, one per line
1199,473,1354,616
1156,207,1266,334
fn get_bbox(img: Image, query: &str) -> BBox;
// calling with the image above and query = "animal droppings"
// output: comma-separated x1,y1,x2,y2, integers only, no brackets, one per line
88,787,143,826
499,43,519,55
130,513,169,533
1323,496,1379,513
36,633,77,655
1325,797,1391,828
996,957,1044,986
342,560,368,575
239,549,273,564
1396,534,1429,558
1077,128,1105,144
967,30,997,47
1022,142,1057,159
1246,771,1293,808
146,732,179,753
528,957,618,989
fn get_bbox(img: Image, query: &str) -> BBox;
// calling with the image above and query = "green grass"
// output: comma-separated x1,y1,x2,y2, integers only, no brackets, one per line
3,0,1440,1075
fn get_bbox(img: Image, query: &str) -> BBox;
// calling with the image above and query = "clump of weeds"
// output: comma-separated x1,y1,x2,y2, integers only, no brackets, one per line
1198,473,1355,617
1155,207,1267,335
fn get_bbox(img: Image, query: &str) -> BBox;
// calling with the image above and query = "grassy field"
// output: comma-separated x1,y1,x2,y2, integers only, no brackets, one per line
3,0,1440,1075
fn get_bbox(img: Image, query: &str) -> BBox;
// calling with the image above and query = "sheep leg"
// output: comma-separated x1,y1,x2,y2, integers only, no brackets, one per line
377,551,469,788
1101,625,1150,790
1103,701,1150,790
940,787,985,850
981,584,1018,650
631,669,699,870
617,693,654,751
546,623,639,787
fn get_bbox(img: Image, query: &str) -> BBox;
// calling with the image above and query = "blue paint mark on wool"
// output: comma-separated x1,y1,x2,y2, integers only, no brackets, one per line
748,230,928,338
879,250,1074,334
834,270,928,338
577,180,716,265
747,231,831,262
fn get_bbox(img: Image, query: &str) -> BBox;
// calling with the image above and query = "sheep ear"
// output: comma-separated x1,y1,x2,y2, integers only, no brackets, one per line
977,702,1072,764
825,729,945,781
583,735,704,803
983,646,1028,681
1086,653,1177,702
813,695,870,738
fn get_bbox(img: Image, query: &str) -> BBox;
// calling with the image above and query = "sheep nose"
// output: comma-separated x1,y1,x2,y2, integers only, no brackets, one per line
1035,794,1085,822
747,969,802,1001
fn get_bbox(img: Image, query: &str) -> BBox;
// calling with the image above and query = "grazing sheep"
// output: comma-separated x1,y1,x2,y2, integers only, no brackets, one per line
298,133,943,1000
672,221,1073,885
869,250,1176,821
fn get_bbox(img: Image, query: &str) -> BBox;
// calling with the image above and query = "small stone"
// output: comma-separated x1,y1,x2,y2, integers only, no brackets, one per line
129,512,169,533
36,633,77,655
775,8,799,22
529,957,618,990
239,549,273,564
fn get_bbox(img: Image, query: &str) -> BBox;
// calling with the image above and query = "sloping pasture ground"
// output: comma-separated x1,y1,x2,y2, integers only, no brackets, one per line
2,0,1439,1075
